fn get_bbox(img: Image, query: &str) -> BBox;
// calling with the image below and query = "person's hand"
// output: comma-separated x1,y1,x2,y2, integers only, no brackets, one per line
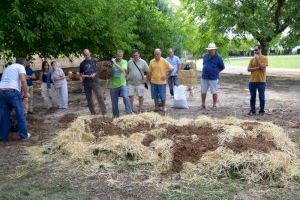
26,75,31,80
161,76,166,81
91,73,96,78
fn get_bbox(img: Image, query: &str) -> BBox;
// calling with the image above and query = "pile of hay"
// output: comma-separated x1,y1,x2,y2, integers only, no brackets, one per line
178,62,198,87
28,113,300,183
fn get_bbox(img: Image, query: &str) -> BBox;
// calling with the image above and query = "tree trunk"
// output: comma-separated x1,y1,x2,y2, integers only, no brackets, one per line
260,41,269,56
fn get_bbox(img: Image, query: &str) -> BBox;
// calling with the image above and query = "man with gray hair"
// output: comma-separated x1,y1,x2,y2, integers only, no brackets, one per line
148,48,173,113
0,58,30,141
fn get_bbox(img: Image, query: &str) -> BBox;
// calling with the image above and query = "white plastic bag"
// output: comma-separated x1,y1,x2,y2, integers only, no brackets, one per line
173,85,189,109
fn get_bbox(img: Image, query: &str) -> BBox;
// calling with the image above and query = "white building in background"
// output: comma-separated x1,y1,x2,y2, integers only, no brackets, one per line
292,46,300,54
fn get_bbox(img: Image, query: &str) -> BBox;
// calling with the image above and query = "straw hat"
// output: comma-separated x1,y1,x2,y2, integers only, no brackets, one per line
206,42,217,50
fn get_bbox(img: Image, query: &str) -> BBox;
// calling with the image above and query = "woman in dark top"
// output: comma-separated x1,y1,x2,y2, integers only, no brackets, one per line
39,61,57,109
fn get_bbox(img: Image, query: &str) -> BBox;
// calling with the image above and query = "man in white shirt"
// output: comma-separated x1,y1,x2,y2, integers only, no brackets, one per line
0,58,30,141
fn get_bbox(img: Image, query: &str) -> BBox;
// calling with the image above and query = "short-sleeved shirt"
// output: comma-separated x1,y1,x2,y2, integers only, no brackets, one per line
0,63,26,92
52,68,67,88
25,66,34,86
248,55,268,82
109,59,127,88
148,57,173,85
127,58,149,86
166,55,180,76
80,58,98,82
202,54,225,80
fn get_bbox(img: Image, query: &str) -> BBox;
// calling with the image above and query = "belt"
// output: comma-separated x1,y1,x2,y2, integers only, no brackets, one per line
0,88,17,91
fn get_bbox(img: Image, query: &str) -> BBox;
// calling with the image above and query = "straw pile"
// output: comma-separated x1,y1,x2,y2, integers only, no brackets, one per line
28,113,300,183
178,62,198,86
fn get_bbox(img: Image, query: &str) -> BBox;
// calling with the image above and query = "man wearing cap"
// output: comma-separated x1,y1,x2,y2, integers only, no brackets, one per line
201,42,225,109
247,45,268,115
0,58,30,141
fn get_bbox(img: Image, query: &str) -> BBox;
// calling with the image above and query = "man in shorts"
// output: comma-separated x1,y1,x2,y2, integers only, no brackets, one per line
127,49,149,113
201,42,225,109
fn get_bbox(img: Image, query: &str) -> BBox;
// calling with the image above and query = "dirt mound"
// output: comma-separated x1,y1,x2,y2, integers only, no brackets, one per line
226,135,277,153
86,117,152,138
58,113,78,124
30,113,300,183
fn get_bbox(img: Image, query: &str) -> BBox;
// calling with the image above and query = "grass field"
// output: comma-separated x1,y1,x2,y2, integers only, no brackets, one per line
225,55,300,69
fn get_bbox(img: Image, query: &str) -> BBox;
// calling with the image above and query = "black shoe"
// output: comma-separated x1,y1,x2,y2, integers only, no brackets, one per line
259,110,265,115
248,111,256,115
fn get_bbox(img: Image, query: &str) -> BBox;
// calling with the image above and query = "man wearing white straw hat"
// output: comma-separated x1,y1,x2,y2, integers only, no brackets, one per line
201,42,225,109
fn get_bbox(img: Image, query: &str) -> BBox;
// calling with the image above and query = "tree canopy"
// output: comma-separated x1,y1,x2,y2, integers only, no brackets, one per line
182,0,300,55
0,0,182,60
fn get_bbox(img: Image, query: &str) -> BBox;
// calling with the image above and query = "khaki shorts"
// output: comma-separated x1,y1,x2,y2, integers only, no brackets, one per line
128,84,145,97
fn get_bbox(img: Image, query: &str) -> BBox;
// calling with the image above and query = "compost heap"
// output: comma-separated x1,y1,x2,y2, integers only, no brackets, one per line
29,113,300,182
96,60,113,80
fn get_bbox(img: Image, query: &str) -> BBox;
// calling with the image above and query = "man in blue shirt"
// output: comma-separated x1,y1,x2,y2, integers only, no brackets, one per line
24,61,36,114
166,48,180,97
201,43,225,109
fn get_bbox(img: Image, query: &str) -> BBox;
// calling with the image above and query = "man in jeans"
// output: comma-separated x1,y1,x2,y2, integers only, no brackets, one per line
247,45,268,115
201,42,225,109
80,49,106,115
109,50,132,118
0,58,30,141
166,48,180,97
127,49,149,113
24,61,36,114
148,48,173,113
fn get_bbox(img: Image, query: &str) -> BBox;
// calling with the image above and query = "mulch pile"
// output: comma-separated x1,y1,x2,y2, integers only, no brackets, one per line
85,117,277,172
58,113,78,124
96,60,113,80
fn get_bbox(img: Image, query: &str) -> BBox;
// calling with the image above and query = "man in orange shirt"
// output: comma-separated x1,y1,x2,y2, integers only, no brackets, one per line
247,45,268,115
148,48,173,113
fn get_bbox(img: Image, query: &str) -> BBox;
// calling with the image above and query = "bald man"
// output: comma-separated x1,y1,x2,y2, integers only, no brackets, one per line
80,49,106,115
148,49,173,113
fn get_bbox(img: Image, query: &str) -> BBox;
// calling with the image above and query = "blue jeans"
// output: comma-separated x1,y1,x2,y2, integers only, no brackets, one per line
151,83,167,101
0,90,28,141
249,82,266,113
110,86,132,118
168,76,179,96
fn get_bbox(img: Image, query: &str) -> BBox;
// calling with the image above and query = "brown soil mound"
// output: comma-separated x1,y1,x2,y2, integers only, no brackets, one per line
86,117,152,138
141,134,156,146
58,113,78,124
225,135,277,153
27,115,45,133
166,126,222,172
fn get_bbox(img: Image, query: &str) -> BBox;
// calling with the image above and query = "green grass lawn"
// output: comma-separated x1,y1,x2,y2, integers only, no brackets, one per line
225,55,300,69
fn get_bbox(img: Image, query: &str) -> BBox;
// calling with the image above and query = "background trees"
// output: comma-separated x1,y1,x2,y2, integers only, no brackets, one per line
0,0,183,60
182,0,300,55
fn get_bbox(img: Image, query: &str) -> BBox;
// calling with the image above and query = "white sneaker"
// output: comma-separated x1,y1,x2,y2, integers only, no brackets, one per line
22,133,31,141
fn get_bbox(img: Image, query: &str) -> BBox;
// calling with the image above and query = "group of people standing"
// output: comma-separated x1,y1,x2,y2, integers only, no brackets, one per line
0,42,268,141
40,60,68,110
79,48,180,118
